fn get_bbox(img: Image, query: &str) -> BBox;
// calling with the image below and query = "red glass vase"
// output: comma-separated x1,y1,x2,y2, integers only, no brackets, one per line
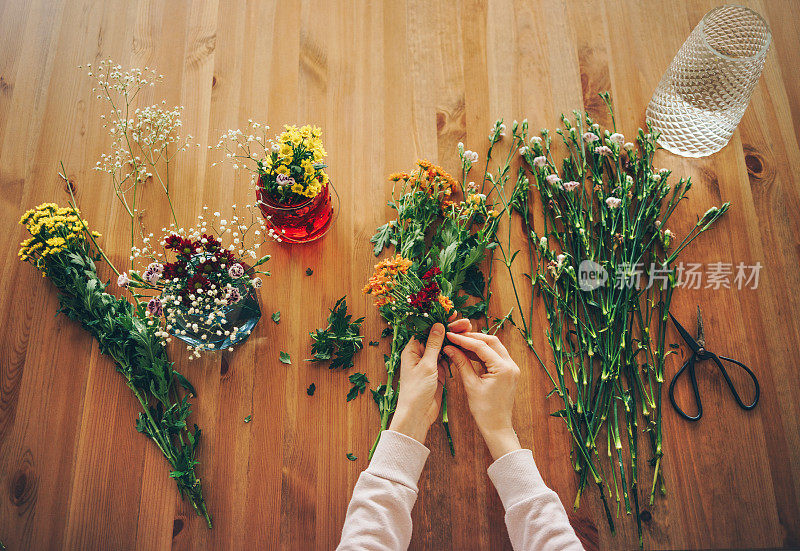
256,178,335,243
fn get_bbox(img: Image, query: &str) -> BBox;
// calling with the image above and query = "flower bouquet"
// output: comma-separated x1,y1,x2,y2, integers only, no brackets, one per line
118,208,272,360
15,59,281,529
216,123,335,243
18,204,212,527
85,60,276,359
366,141,516,458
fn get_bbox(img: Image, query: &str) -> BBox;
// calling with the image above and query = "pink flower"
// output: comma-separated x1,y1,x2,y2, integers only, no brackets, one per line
533,156,547,168
228,263,245,278
147,262,164,274
251,277,263,289
610,133,625,146
562,181,580,192
606,197,622,209
117,272,130,288
147,297,163,317
583,132,599,143
595,145,613,157
225,287,242,304
276,173,295,187
143,267,162,284
518,146,529,156
546,174,561,186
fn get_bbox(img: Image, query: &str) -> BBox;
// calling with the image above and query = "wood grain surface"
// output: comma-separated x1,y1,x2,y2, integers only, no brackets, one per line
1,0,799,549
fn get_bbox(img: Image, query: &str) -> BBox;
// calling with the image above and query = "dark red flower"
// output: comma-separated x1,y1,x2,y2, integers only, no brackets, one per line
217,249,235,266
165,235,199,258
421,280,440,297
164,234,183,249
196,257,221,278
201,233,221,253
409,290,430,310
183,273,211,297
422,267,442,280
163,260,188,280
409,279,441,311
180,239,199,257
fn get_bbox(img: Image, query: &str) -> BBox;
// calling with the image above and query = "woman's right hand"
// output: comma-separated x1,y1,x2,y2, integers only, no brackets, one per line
444,331,522,460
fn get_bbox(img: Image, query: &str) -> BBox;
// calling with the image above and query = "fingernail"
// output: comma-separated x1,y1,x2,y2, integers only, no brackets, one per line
431,323,444,336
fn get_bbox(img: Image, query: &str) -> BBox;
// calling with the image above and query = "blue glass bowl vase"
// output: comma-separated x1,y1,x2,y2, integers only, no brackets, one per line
165,276,261,352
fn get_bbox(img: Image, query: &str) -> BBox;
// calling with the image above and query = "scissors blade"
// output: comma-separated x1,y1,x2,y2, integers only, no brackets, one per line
696,306,705,348
669,312,702,354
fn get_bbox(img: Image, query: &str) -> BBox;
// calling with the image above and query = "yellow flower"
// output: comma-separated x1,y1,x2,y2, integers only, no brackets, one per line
291,182,304,195
282,125,302,146
278,142,293,158
305,182,322,198
301,159,315,178
276,165,290,177
18,203,97,267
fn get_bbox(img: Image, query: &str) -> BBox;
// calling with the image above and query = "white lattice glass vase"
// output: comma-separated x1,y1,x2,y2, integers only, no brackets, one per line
646,5,771,157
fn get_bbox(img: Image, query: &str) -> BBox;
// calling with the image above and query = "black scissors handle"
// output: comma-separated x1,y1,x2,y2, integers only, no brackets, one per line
713,353,760,410
669,355,703,421
668,351,760,421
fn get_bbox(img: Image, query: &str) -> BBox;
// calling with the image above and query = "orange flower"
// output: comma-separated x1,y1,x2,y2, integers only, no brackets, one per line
409,160,455,200
363,254,413,305
437,295,454,311
389,172,410,182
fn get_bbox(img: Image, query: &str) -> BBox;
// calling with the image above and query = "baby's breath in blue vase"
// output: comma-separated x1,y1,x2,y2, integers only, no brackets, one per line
159,249,267,358
166,278,261,352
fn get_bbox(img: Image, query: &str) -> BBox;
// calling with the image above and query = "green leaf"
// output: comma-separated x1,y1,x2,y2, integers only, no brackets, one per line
306,267,313,276
438,241,459,275
346,453,357,461
306,383,316,396
460,300,488,319
309,296,364,370
244,415,252,423
370,221,395,256
347,372,369,402
173,371,197,397
279,351,291,364
368,340,379,346
463,266,486,298
272,311,281,323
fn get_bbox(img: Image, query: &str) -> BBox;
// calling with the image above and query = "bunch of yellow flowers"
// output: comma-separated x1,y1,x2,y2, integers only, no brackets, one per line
18,203,99,273
262,124,329,201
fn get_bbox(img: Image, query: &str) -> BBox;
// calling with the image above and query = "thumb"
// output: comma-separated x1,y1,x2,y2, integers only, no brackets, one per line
444,345,479,387
421,323,445,364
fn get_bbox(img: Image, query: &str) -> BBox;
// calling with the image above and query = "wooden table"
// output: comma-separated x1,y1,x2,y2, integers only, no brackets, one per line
1,0,799,549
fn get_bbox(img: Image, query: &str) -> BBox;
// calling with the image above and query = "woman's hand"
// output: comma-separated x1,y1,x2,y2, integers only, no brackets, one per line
389,318,471,443
444,331,522,460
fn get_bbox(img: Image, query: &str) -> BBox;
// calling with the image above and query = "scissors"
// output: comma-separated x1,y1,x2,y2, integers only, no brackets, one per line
668,306,760,421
